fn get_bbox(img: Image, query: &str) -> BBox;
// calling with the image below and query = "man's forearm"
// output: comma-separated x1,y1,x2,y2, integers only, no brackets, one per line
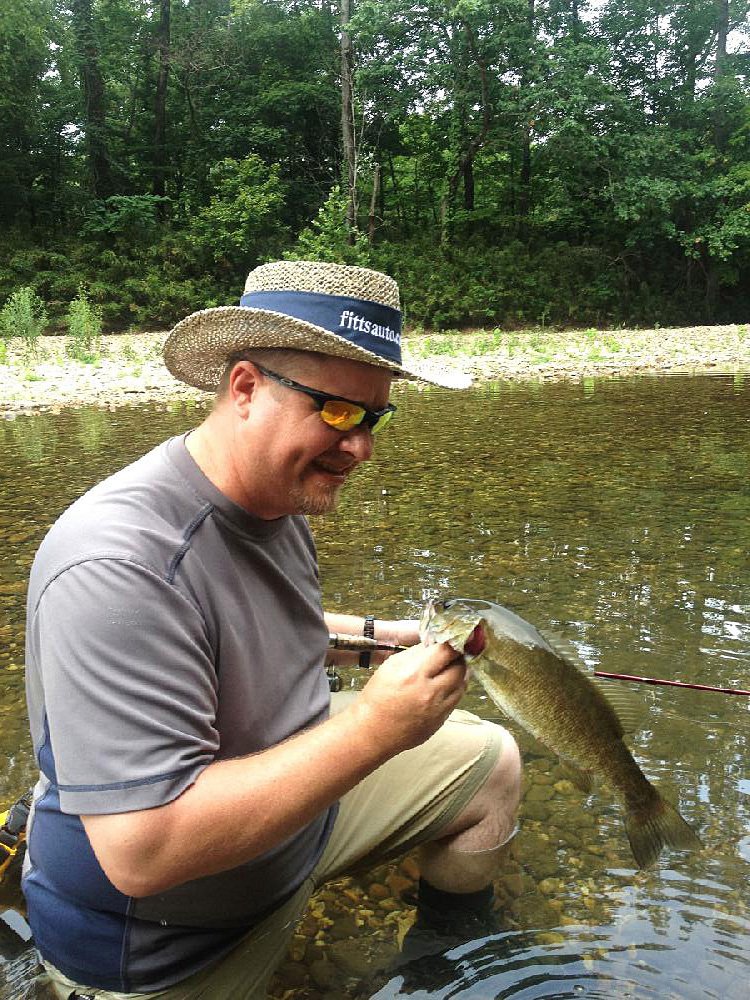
324,612,419,666
83,638,463,899
83,698,392,898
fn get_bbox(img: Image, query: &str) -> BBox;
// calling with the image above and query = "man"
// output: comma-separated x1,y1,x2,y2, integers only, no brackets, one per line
23,260,521,998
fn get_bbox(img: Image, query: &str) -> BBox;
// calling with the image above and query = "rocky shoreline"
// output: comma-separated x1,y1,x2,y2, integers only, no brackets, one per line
1,324,748,415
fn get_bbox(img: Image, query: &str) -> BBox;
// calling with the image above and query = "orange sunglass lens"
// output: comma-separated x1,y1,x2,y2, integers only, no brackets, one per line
321,400,364,431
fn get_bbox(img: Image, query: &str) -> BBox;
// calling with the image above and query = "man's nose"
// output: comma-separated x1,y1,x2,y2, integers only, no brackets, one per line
336,424,374,463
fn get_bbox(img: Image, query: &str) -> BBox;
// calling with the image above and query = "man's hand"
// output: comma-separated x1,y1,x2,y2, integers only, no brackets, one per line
351,640,467,754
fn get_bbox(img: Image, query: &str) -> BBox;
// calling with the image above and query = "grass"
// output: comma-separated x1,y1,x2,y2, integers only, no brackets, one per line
0,331,163,372
0,324,748,413
403,323,750,372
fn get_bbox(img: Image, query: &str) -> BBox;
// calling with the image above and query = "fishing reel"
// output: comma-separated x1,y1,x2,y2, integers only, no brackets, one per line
325,631,407,693
326,664,343,693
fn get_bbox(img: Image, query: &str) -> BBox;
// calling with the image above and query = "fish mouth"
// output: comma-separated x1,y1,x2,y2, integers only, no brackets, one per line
464,623,486,657
420,598,486,660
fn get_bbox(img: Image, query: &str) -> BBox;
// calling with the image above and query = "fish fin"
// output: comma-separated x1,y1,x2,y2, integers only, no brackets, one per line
591,679,645,735
625,793,703,869
559,761,596,794
537,629,645,734
537,629,588,671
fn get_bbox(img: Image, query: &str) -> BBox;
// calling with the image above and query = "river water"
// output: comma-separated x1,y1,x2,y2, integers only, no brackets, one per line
0,374,748,998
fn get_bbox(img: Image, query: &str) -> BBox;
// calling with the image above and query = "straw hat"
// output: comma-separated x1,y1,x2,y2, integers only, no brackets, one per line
164,260,470,390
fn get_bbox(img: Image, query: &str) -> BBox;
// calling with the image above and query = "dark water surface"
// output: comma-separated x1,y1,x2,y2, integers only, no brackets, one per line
0,374,748,998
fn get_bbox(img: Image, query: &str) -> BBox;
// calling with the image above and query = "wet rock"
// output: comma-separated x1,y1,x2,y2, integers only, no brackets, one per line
304,941,327,965
500,873,524,898
553,780,577,796
329,938,392,978
327,912,359,940
309,958,340,991
521,802,551,822
575,813,596,830
527,770,555,786
385,872,413,898
530,857,559,880
556,829,583,850
276,960,307,989
288,934,308,962
522,830,551,855
511,895,560,928
399,855,420,881
526,784,555,803
297,913,319,938
538,878,561,896
377,897,402,914
536,930,566,945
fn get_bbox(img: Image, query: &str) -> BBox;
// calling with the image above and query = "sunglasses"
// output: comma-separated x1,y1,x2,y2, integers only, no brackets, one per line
254,364,396,434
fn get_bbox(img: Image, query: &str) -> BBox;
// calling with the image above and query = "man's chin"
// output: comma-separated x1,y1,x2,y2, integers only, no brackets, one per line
289,484,342,516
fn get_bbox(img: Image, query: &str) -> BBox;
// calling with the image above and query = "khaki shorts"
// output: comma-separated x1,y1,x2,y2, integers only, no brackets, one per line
44,705,505,1000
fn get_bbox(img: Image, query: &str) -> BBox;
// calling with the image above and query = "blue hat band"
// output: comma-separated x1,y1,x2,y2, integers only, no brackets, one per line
239,289,402,365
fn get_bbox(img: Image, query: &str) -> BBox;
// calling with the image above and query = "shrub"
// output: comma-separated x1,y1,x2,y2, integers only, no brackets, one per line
67,290,103,362
288,186,372,266
0,286,48,359
185,155,289,269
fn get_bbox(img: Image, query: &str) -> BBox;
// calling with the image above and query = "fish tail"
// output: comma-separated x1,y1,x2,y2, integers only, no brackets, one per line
625,790,703,869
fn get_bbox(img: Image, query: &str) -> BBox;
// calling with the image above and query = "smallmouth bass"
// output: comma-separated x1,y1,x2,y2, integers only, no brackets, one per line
420,597,702,869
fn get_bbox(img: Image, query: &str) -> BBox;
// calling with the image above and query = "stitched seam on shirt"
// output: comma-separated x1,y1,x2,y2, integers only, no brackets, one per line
166,503,214,584
164,443,285,542
120,898,136,993
31,553,206,621
56,767,195,793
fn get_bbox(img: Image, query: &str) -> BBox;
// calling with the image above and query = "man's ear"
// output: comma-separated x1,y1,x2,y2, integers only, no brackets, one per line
227,361,261,417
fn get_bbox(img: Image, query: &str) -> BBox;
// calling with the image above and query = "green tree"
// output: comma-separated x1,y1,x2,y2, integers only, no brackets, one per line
184,155,289,271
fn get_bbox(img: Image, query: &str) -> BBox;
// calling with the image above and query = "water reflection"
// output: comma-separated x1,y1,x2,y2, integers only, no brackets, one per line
0,376,749,997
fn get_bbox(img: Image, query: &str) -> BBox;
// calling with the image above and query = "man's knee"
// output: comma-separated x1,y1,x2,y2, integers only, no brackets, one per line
477,726,522,839
434,724,522,850
488,727,522,808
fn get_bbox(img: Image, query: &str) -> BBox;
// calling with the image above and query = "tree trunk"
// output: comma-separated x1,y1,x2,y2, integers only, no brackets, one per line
714,0,728,79
571,0,580,43
154,0,171,201
517,0,535,239
713,0,730,149
518,128,531,232
368,162,381,242
71,0,114,198
463,158,475,210
440,18,490,243
340,0,356,243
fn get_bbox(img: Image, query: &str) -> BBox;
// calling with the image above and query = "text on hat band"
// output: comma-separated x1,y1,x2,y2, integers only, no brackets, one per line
239,289,403,365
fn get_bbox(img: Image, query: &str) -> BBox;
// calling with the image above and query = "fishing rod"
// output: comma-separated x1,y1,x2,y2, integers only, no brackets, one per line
329,635,750,698
594,670,750,697
328,633,406,653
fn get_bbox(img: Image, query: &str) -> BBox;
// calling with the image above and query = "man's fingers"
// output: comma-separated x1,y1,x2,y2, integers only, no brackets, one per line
421,640,466,678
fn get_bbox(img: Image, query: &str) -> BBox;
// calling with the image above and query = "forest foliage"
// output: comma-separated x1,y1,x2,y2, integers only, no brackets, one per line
1,0,748,332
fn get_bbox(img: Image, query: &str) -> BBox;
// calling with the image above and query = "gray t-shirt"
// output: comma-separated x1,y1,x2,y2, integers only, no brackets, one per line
23,434,336,991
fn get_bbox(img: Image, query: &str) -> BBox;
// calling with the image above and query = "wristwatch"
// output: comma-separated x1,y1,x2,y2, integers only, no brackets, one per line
359,615,376,669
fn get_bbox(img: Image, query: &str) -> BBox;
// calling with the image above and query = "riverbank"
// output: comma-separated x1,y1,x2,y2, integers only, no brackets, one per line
0,323,748,414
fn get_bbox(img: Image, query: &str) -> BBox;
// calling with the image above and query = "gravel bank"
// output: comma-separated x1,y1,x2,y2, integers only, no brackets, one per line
1,324,748,415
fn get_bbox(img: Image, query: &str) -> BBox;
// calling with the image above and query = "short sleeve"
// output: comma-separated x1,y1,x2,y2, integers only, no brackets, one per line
29,557,219,815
